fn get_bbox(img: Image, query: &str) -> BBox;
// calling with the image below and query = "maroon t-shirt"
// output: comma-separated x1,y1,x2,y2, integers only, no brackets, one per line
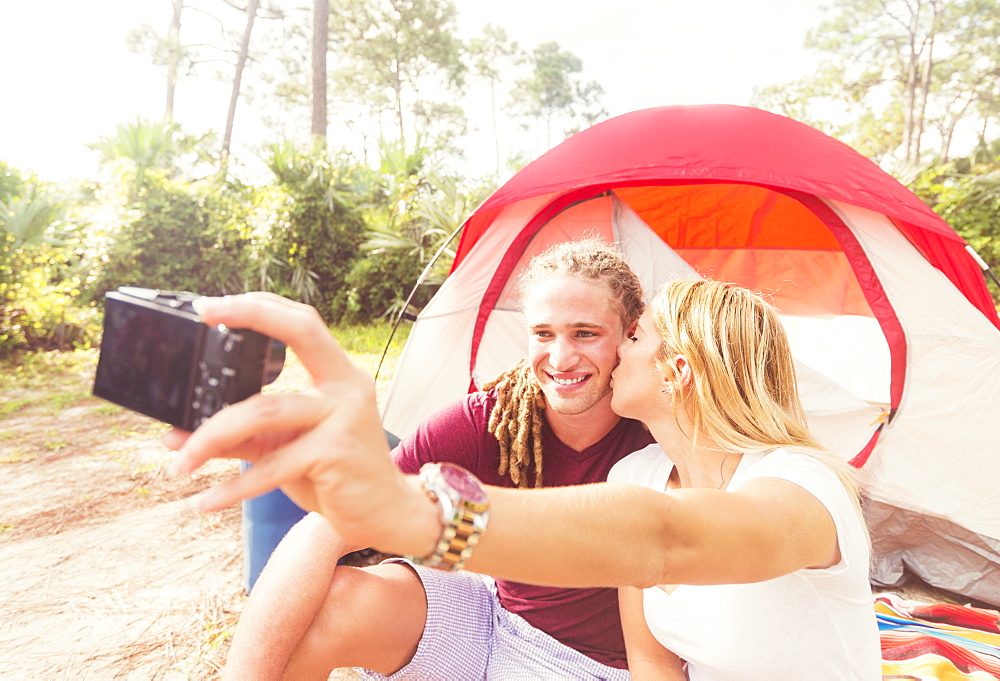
393,388,654,669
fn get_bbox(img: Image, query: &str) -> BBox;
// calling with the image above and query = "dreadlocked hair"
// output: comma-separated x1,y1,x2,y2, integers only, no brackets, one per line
482,358,546,488
516,236,645,329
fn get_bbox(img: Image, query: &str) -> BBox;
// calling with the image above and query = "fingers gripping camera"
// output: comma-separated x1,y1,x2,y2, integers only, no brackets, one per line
93,287,286,431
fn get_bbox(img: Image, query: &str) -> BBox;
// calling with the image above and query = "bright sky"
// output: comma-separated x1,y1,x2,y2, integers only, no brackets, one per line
0,0,828,184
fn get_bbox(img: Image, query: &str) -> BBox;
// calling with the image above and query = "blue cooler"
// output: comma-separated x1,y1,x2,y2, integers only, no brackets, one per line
241,479,306,593
241,429,400,593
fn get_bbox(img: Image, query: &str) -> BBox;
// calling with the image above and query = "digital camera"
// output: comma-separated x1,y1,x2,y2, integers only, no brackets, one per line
93,287,286,431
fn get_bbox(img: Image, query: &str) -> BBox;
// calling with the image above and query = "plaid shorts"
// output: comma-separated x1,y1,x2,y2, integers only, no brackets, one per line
357,558,630,681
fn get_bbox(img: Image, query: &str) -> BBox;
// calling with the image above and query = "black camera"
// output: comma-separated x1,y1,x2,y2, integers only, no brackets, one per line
93,287,286,430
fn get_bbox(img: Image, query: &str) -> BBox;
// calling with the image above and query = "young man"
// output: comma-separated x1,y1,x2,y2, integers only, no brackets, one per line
221,239,653,680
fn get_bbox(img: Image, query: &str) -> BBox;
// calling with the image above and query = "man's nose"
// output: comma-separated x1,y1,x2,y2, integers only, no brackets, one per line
548,336,579,371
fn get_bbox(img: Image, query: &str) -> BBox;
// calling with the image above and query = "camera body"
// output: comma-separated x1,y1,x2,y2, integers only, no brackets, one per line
93,287,285,431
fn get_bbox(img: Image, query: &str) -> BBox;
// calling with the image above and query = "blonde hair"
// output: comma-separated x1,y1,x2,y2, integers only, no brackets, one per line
484,238,644,488
651,279,865,515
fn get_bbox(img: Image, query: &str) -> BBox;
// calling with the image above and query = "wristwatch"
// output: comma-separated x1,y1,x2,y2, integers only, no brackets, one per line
410,462,490,571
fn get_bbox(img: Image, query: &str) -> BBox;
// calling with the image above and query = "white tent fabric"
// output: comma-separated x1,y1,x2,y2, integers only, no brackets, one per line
832,200,1000,601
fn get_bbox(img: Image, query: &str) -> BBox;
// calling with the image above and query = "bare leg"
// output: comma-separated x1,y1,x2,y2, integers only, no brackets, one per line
282,562,427,680
223,512,345,680
223,512,426,681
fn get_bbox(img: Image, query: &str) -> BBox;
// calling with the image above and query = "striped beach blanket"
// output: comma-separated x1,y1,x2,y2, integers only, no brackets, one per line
877,593,1000,680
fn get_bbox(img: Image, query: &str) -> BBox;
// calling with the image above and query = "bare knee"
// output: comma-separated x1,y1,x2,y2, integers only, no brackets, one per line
285,563,427,678
284,511,341,553
224,513,346,681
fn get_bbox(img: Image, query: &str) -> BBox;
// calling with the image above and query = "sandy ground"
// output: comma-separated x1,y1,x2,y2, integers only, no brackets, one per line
0,393,244,679
0,350,372,679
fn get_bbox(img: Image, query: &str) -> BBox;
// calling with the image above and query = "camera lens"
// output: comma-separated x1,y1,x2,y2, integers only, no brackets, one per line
263,341,286,386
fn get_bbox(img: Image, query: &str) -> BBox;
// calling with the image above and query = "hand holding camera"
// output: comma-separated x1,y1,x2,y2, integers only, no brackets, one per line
93,287,286,431
94,289,435,558
160,292,428,556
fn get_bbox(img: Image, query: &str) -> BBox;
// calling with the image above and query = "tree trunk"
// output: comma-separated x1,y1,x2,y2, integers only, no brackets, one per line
901,46,920,165
165,0,185,120
939,98,973,163
913,1,945,166
311,0,329,141
940,118,957,163
222,0,260,162
489,77,500,177
394,65,405,147
900,1,924,166
913,36,934,165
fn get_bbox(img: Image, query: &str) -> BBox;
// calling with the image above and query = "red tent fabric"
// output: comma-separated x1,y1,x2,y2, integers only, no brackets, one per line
454,105,998,329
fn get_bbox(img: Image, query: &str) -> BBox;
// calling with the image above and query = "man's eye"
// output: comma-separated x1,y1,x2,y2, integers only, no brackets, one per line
628,335,639,342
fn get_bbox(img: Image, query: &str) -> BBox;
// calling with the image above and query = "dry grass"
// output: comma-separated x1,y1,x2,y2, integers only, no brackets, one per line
0,345,393,679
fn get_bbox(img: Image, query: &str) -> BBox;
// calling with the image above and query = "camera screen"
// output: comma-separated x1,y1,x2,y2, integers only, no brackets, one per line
93,296,201,426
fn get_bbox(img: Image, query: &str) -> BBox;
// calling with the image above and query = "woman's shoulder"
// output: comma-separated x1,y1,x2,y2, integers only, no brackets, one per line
740,449,871,577
742,448,840,478
735,449,857,516
608,443,673,489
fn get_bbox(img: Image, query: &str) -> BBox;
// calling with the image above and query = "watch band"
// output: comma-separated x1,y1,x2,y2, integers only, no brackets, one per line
425,505,485,571
410,462,490,571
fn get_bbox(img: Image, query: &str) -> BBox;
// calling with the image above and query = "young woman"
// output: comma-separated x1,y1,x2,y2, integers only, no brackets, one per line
170,279,880,680
608,279,879,679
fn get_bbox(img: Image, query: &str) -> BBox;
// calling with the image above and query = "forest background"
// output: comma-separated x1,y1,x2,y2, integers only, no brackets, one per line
1,0,1000,359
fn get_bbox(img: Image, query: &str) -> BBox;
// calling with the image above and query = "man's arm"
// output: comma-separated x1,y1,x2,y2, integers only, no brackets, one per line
618,586,686,681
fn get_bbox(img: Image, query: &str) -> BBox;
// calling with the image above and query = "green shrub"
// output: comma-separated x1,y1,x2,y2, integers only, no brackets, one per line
911,156,1000,304
268,191,364,324
0,162,24,203
264,142,366,324
342,249,432,324
0,167,100,357
0,258,102,356
93,171,259,299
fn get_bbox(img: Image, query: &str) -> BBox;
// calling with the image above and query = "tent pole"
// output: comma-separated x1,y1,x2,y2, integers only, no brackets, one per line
374,223,466,385
965,244,1000,290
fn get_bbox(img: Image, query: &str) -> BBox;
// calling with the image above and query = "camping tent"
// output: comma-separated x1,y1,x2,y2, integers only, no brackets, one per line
380,104,1000,605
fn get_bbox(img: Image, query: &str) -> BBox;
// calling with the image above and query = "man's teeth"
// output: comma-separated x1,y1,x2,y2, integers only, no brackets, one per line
552,375,587,385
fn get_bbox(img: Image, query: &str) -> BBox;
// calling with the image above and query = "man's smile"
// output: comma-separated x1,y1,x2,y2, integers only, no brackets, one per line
547,372,591,388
